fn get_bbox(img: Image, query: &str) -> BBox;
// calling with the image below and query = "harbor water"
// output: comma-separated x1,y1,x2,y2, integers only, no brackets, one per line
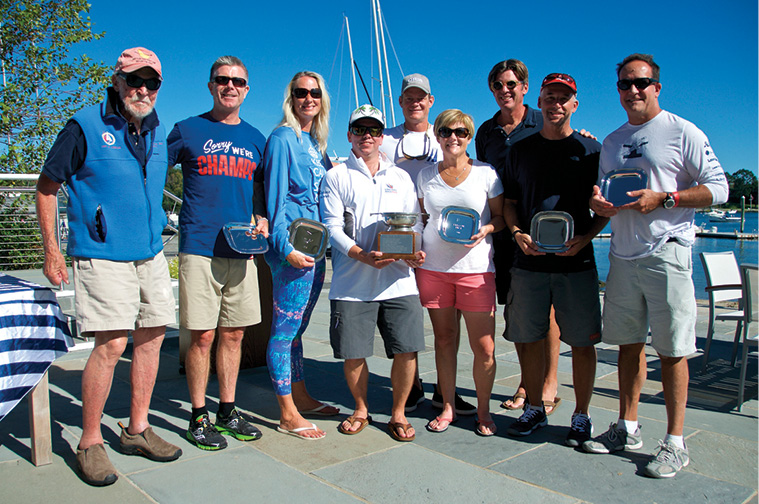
592,212,758,299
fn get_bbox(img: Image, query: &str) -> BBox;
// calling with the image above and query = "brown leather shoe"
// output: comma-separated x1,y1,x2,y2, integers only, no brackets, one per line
119,421,182,462
76,443,118,486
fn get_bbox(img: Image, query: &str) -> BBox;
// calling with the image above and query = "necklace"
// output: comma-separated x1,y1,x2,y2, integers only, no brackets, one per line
440,162,469,181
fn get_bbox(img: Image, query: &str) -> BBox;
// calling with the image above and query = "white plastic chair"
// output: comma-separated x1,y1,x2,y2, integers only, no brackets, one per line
737,263,758,412
700,252,744,372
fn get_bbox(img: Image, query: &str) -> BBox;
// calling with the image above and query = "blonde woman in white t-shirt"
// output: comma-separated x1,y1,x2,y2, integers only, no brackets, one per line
415,109,505,436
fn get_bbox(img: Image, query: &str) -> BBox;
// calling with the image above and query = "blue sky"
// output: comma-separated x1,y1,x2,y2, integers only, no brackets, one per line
80,0,757,174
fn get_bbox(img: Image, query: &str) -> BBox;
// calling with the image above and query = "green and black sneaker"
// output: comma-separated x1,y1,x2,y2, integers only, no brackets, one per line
186,413,227,450
215,408,263,441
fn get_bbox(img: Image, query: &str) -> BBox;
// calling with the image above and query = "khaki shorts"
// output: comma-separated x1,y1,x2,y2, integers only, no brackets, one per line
73,250,175,335
179,253,261,330
601,242,697,357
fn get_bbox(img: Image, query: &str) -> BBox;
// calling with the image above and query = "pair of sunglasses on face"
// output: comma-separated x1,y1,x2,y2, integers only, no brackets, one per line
491,80,523,91
437,127,470,139
292,88,323,99
349,125,384,137
213,75,248,88
118,72,162,91
616,78,658,90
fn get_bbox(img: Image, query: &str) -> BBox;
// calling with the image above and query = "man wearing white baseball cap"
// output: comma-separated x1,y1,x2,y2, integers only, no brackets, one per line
321,105,426,442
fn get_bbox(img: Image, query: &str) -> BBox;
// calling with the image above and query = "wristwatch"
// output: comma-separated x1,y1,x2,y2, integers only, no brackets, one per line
662,192,678,209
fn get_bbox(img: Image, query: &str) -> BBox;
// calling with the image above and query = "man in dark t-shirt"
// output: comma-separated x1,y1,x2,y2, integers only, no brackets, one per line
502,73,608,446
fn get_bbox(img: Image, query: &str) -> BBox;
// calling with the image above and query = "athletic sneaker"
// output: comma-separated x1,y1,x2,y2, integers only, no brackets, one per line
186,413,227,451
582,422,643,454
565,413,593,447
644,440,690,478
431,386,477,416
405,379,425,413
215,409,262,441
506,407,547,437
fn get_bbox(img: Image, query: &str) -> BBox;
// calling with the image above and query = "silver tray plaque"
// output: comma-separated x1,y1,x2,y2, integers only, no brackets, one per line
289,218,329,261
530,211,574,253
439,206,480,244
223,222,269,254
600,169,647,207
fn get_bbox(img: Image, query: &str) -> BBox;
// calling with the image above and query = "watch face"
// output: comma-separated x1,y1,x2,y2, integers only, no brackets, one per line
663,194,675,209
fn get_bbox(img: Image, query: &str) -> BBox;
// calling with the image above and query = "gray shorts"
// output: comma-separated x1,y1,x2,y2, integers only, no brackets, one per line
330,295,426,359
73,250,175,335
179,253,261,330
506,267,601,347
601,242,697,357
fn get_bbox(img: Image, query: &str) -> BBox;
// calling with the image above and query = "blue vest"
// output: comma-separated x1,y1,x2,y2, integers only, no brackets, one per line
66,99,168,261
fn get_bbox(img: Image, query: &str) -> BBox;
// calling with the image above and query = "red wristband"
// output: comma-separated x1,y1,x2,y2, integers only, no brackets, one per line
672,191,680,207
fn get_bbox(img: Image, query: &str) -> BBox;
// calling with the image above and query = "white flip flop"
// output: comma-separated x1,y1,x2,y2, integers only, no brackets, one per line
276,423,325,440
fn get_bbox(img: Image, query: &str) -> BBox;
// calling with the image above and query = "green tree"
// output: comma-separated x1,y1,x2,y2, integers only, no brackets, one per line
726,169,758,206
0,0,109,269
1,0,110,173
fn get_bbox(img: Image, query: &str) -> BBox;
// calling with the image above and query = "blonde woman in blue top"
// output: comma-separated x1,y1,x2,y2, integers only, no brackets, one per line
263,71,336,440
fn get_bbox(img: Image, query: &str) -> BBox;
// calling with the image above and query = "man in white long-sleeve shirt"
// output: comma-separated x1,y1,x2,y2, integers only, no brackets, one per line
584,53,729,479
320,105,426,442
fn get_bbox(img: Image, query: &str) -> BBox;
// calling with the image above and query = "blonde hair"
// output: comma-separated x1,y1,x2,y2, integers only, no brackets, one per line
433,109,475,139
278,71,331,155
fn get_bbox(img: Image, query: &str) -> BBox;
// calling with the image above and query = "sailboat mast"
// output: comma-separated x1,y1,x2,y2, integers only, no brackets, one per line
375,0,396,126
371,0,386,119
344,15,360,109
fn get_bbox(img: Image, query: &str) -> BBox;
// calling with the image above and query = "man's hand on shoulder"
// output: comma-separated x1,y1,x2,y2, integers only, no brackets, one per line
576,128,598,141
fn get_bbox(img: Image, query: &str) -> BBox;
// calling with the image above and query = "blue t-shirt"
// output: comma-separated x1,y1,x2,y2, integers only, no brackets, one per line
263,126,331,260
167,112,266,258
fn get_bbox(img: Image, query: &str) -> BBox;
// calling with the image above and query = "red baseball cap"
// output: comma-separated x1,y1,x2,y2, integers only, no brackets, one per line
541,73,577,93
114,47,162,79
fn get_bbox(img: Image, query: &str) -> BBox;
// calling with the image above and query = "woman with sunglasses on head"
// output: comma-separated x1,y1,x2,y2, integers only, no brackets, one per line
262,71,336,440
416,109,505,436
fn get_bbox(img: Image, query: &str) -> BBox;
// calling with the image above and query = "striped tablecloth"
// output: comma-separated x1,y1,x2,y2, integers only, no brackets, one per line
0,274,73,421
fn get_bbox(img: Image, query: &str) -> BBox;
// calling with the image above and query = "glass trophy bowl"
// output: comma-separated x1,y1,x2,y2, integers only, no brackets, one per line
223,222,269,254
529,211,574,253
600,169,647,207
289,218,329,261
439,206,480,244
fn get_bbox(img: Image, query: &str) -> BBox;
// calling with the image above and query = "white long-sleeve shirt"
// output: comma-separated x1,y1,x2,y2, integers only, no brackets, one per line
320,151,422,302
600,110,729,259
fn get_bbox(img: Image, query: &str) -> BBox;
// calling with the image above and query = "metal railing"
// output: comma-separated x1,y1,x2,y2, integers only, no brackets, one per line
0,173,182,271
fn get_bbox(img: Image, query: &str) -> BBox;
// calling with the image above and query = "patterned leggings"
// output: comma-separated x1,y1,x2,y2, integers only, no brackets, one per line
264,251,326,395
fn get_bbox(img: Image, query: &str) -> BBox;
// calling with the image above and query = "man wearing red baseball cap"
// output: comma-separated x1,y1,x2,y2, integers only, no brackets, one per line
501,73,605,444
36,47,180,486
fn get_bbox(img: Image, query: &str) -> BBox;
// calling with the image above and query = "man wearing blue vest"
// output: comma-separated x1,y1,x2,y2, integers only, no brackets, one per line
36,47,181,487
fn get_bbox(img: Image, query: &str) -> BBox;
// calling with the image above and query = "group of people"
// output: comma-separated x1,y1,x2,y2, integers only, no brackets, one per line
35,46,728,487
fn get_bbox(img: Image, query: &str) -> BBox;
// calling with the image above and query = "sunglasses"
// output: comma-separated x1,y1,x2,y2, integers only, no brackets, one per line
437,127,470,139
491,80,522,91
214,75,247,88
292,87,323,99
617,78,658,91
117,72,161,91
349,125,384,137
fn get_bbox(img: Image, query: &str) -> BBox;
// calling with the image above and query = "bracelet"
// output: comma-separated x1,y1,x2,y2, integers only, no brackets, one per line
511,229,526,238
672,191,680,207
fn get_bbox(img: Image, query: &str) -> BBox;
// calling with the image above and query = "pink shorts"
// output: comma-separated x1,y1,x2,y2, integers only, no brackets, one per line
416,268,496,312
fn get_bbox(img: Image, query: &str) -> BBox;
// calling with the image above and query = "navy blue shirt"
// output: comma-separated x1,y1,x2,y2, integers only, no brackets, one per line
475,105,543,180
503,131,601,273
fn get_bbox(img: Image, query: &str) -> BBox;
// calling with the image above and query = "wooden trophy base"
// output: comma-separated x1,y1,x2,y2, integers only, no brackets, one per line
377,230,421,260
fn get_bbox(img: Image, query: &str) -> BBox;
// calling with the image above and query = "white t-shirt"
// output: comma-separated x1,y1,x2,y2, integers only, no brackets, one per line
380,123,442,182
600,110,729,260
416,160,503,273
